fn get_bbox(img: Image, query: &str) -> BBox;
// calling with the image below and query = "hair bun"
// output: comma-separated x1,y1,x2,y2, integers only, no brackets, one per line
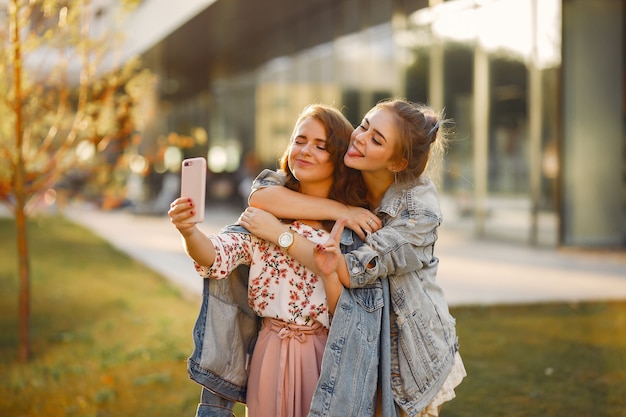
427,120,440,143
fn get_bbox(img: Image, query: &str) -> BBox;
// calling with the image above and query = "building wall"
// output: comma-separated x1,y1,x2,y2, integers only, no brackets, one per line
562,0,625,246
138,0,625,248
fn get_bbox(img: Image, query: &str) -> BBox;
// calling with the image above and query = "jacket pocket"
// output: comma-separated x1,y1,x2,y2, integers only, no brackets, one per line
353,281,384,313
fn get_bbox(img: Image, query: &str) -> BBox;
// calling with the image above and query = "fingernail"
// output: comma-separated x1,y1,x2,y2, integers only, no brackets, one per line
190,211,195,215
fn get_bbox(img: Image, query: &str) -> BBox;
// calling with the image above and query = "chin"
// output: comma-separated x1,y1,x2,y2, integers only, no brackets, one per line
344,158,361,169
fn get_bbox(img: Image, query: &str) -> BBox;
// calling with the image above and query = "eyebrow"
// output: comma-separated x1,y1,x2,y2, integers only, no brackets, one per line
363,117,388,142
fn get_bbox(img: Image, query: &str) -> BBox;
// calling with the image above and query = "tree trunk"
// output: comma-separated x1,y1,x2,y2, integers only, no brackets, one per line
16,203,30,362
11,0,31,363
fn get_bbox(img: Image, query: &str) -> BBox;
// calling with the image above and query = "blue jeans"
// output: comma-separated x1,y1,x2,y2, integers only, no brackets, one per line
195,387,236,417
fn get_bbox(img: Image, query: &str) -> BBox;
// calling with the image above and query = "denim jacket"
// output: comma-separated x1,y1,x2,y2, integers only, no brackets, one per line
187,224,260,417
253,170,459,417
344,177,458,415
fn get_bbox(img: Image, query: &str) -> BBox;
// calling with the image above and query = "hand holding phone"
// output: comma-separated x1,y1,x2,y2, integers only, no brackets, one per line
180,157,207,223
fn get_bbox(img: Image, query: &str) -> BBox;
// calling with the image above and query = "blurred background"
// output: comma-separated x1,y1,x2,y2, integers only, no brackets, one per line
2,0,624,249
1,2,624,415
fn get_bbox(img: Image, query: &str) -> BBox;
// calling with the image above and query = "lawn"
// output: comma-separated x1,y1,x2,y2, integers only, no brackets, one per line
0,215,245,417
1,215,624,416
448,302,626,416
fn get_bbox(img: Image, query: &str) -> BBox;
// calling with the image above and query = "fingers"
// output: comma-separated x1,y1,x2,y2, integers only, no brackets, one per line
169,198,194,212
168,198,196,224
357,217,380,237
317,241,340,254
343,218,363,240
329,218,347,243
346,216,380,240
364,215,381,231
347,207,381,232
238,207,255,226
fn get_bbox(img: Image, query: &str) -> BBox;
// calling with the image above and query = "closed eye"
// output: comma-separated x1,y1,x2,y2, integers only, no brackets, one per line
294,137,328,151
358,120,383,146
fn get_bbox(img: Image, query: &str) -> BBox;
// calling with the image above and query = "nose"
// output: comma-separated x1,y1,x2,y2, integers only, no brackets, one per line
300,142,313,155
354,131,367,145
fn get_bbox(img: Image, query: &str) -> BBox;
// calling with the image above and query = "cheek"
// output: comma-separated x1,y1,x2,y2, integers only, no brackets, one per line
287,149,297,169
319,158,335,175
371,147,393,164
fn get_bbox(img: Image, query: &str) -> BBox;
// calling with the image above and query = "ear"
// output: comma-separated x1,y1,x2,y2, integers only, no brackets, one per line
388,158,408,173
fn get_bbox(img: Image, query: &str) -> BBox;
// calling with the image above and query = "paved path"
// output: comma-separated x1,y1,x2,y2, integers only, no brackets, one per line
65,204,626,306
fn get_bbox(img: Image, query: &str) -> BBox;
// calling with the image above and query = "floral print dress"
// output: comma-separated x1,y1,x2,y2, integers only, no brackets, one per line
196,220,331,329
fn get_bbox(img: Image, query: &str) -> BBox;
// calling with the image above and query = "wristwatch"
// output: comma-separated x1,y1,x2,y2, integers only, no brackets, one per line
278,229,295,252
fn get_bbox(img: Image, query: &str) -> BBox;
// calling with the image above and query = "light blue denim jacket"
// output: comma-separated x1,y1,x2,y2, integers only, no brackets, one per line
253,169,460,417
187,224,258,417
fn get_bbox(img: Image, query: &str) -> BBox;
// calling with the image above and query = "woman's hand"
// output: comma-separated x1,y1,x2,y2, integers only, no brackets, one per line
168,197,217,267
168,197,199,237
315,219,346,277
342,206,382,240
238,206,284,243
315,219,347,313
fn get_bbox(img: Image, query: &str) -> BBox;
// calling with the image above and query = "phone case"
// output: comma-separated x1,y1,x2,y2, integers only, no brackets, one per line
180,157,207,223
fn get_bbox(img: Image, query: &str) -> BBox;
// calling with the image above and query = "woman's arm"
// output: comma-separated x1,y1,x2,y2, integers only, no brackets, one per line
168,197,216,267
241,204,348,313
238,207,352,290
320,272,343,314
251,185,348,221
346,210,440,289
248,169,381,239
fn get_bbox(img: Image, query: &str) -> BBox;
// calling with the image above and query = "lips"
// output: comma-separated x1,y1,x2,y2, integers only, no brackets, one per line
294,158,314,167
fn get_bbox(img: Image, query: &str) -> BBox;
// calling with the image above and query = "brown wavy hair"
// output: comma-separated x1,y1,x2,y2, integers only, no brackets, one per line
278,104,368,211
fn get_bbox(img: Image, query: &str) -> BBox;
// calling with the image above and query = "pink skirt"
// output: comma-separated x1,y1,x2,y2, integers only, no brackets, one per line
246,318,329,417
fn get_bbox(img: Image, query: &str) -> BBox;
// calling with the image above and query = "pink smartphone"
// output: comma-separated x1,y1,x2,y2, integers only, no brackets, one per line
180,157,207,223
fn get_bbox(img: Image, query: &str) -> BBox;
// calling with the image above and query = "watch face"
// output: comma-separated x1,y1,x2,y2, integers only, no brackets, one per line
279,231,293,248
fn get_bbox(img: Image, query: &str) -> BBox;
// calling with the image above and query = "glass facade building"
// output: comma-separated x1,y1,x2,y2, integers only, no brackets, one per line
137,0,625,248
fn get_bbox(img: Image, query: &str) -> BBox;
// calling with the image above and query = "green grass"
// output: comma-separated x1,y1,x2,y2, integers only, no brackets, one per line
0,215,243,417
446,302,626,416
1,216,625,416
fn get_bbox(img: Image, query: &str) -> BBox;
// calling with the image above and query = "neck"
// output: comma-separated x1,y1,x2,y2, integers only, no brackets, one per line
362,171,394,209
298,182,330,230
299,182,330,199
